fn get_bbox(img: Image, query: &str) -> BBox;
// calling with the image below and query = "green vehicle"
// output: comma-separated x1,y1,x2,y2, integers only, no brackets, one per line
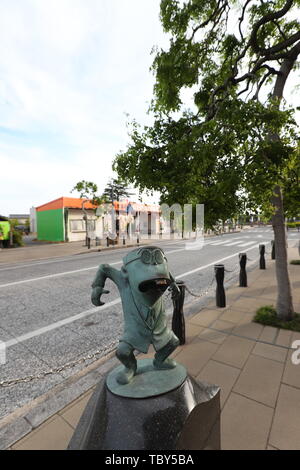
0,216,10,247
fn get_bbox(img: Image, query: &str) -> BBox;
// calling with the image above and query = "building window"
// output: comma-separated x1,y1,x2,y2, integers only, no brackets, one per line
69,219,96,232
70,220,85,232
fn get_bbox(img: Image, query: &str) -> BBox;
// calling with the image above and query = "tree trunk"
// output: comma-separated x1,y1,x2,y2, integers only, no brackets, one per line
271,185,294,320
269,53,299,321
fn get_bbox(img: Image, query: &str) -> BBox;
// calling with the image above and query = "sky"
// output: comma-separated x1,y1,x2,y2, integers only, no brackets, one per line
0,0,170,216
1,1,299,217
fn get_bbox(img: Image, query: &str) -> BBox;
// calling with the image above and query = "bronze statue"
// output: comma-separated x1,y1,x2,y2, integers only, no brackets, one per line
91,246,180,385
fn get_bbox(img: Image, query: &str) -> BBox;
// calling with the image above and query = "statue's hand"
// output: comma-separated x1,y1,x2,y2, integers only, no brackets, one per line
91,286,110,306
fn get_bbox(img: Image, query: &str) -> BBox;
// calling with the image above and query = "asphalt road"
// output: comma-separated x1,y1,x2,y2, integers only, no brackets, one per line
0,226,299,420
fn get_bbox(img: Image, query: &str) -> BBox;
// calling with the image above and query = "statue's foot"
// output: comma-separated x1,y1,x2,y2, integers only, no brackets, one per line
153,358,177,370
116,367,136,385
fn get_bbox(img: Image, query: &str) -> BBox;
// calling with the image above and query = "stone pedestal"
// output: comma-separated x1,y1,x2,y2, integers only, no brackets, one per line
68,360,220,450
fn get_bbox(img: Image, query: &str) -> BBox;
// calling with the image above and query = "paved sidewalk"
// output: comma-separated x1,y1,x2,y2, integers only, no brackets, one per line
7,245,300,450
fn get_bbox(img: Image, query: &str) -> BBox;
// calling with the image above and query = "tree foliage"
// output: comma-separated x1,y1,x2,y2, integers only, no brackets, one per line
113,0,300,225
101,177,134,202
71,180,102,205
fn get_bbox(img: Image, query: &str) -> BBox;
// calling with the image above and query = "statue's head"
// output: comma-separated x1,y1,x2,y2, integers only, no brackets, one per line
122,246,171,301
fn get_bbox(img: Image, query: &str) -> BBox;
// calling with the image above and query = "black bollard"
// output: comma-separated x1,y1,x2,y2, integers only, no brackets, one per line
87,237,91,249
271,240,275,259
171,280,186,345
106,237,109,247
123,236,126,246
239,253,247,287
95,237,100,246
214,264,226,308
137,236,139,245
259,244,266,269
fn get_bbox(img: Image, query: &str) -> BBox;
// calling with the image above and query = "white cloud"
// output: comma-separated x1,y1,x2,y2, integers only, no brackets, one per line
0,0,168,215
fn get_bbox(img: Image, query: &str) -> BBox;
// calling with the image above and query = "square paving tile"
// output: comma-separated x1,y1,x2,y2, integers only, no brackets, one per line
210,319,235,334
221,392,274,450
269,384,300,450
198,328,227,345
233,355,283,407
184,323,204,343
233,321,264,340
174,338,219,377
276,329,293,347
252,342,288,363
220,309,248,324
189,310,222,328
59,390,93,429
196,360,240,408
229,298,264,313
241,287,266,298
12,415,74,450
282,350,300,389
212,335,255,369
259,326,278,343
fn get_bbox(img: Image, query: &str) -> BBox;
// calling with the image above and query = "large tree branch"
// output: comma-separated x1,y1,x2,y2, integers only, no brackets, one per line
263,30,300,57
272,40,300,100
249,0,294,52
238,0,253,41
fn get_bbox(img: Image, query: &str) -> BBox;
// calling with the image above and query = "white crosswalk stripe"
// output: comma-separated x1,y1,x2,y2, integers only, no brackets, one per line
208,238,243,246
237,241,257,247
222,240,245,246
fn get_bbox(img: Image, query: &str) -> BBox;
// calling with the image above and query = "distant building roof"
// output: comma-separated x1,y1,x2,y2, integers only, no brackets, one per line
36,197,160,213
36,197,97,212
9,214,29,218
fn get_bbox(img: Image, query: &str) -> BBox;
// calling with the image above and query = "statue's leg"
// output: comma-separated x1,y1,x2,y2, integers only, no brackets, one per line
153,336,180,370
116,341,137,385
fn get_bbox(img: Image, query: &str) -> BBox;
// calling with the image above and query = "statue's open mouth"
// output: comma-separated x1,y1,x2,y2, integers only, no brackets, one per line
139,277,171,293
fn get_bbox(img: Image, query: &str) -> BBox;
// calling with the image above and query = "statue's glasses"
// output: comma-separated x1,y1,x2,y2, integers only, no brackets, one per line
124,248,166,266
140,248,165,265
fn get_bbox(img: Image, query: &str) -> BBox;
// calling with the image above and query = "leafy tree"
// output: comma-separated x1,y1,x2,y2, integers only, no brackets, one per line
71,180,102,205
283,144,300,218
102,177,134,202
113,0,300,320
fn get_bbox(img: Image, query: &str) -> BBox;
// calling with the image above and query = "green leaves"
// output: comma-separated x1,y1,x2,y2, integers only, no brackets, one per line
114,0,300,227
71,180,103,206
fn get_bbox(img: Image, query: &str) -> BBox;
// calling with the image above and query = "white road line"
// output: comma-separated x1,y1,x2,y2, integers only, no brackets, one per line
0,262,119,289
3,241,269,348
178,242,264,277
5,299,121,348
208,238,243,246
222,240,245,247
0,239,185,272
0,248,186,288
0,254,101,272
238,241,257,247
0,234,242,273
